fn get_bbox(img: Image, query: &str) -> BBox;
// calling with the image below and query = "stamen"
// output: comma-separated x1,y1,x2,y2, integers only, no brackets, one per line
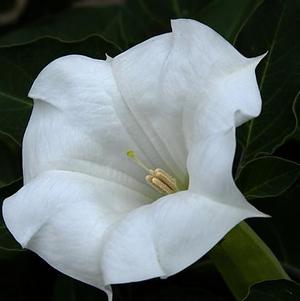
146,175,167,194
127,150,179,195
152,168,178,192
145,175,174,194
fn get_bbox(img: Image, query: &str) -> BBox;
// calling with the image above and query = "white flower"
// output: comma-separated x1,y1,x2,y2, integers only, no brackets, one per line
2,19,266,300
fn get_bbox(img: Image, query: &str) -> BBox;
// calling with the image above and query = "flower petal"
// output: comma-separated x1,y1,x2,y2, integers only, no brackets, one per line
2,170,152,293
26,55,157,199
5,19,267,294
112,19,264,181
187,127,261,209
100,190,263,285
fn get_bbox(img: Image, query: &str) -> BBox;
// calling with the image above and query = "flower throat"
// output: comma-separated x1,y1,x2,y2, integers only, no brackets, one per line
127,150,179,195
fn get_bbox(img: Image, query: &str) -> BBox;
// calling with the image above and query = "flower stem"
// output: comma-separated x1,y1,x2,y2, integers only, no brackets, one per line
209,221,289,300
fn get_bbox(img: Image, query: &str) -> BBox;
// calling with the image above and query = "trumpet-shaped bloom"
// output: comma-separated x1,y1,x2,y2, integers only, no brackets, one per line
3,19,266,299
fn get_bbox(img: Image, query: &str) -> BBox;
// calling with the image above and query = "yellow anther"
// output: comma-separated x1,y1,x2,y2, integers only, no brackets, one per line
146,175,167,194
146,175,174,194
152,168,178,192
127,150,179,195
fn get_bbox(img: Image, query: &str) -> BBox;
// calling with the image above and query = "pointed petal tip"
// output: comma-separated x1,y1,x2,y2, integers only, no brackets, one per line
105,53,113,62
261,212,271,218
253,205,270,218
247,208,270,219
247,51,268,68
170,18,183,32
103,285,113,301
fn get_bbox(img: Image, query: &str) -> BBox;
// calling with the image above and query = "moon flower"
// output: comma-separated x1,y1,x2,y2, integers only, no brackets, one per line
3,19,266,299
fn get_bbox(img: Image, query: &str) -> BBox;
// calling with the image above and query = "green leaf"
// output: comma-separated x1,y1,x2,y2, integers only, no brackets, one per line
291,91,300,142
0,2,170,50
0,178,22,223
0,1,207,62
0,225,22,253
137,0,264,44
236,156,300,199
0,179,23,254
0,0,266,50
236,0,300,165
250,183,300,270
209,222,289,301
0,36,120,145
130,0,209,26
0,135,21,188
245,280,300,301
196,0,264,42
0,6,134,50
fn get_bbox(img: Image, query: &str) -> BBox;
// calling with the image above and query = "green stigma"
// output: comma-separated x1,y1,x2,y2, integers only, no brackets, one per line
127,150,136,159
126,149,150,172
